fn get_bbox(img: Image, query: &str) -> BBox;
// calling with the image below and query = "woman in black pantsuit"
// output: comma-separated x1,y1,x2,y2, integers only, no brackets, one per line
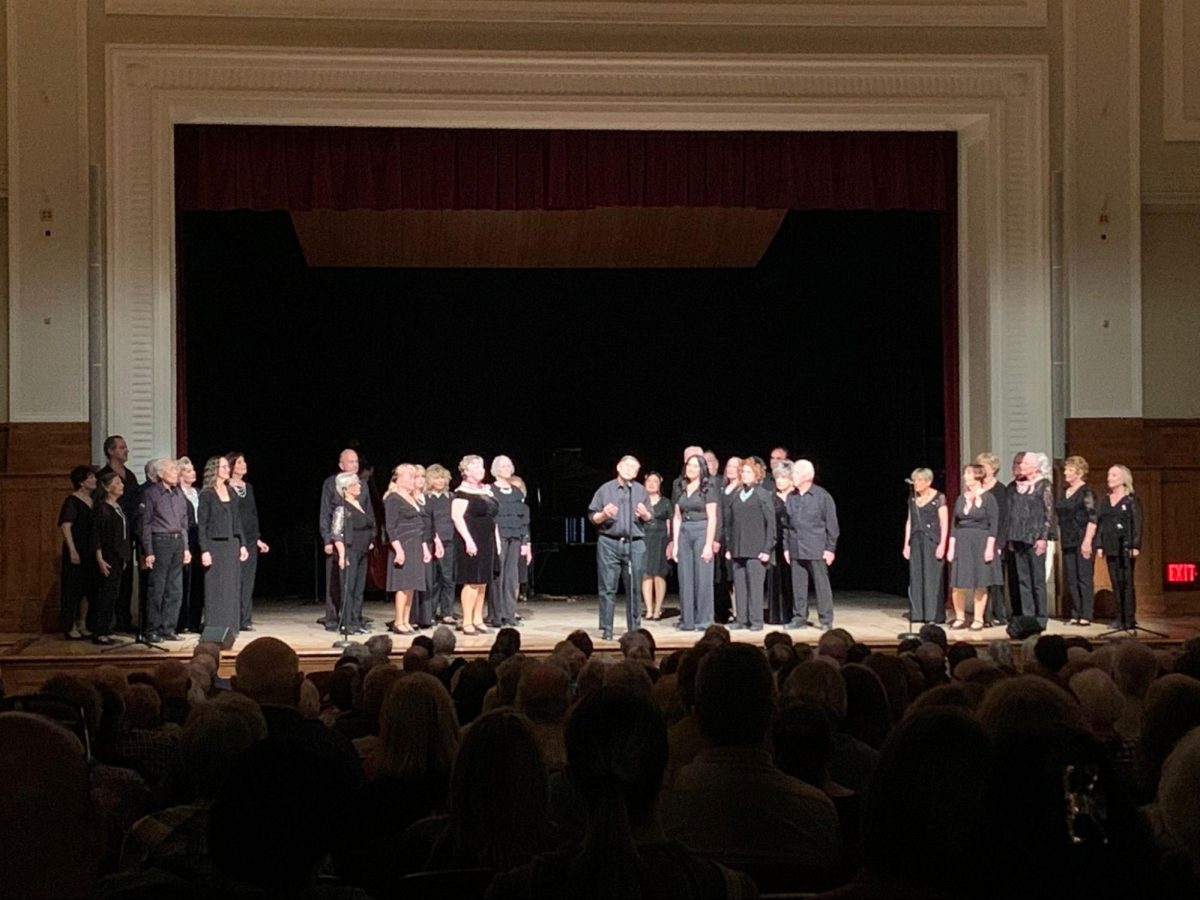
714,456,741,625
198,456,248,640
766,461,795,626
725,459,776,631
228,452,269,632
92,470,131,645
640,472,672,621
1094,464,1142,631
902,467,948,625
332,471,375,636
384,464,430,636
58,465,97,639
1056,455,1098,626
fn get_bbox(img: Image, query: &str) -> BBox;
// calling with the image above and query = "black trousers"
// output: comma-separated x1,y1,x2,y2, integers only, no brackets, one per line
1009,541,1047,625
147,534,185,636
1062,546,1095,620
340,550,368,629
766,558,793,625
427,541,456,620
114,551,135,632
790,557,834,628
492,537,522,624
239,541,259,629
94,559,124,637
324,552,342,624
677,521,714,630
178,557,205,633
1106,554,1137,627
907,538,944,623
732,558,766,628
596,536,644,635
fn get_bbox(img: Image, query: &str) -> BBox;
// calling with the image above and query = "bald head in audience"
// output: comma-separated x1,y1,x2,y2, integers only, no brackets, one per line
233,636,304,707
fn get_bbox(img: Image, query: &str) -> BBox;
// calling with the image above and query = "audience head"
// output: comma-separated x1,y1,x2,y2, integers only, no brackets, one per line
1034,634,1069,674
863,653,910,724
0,713,99,898
947,641,978,677
1136,674,1200,798
361,663,403,732
817,629,851,665
233,637,303,708
782,660,847,727
918,623,948,651
123,683,162,730
841,662,892,750
604,659,654,696
1157,726,1200,876
517,663,571,723
566,629,594,659
695,643,775,747
452,659,497,727
490,627,522,663
432,625,457,656
1112,640,1157,700
179,692,268,800
364,633,393,659
1068,668,1125,739
676,643,714,712
378,673,460,782
772,701,835,787
977,675,1087,737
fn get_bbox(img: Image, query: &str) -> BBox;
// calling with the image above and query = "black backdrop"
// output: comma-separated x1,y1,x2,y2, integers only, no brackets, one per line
181,208,944,599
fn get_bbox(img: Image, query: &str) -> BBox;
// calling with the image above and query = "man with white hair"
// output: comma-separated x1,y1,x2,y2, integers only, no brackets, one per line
1004,450,1053,628
140,458,191,642
782,459,840,632
98,434,142,633
318,448,375,632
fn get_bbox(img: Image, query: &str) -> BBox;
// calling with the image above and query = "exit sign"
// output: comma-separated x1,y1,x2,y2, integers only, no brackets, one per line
1165,562,1200,590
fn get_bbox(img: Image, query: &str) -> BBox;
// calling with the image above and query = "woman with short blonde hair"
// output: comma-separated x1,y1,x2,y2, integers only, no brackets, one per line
974,451,1010,626
384,464,430,636
424,464,456,625
451,455,500,636
1094,464,1141,631
903,467,948,626
1057,455,1098,626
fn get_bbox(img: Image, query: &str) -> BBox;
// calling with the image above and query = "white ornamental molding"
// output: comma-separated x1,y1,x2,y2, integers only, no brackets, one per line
106,46,1049,467
104,0,1048,28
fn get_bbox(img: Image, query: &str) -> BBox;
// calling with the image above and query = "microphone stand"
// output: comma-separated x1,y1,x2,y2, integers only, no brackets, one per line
1098,531,1166,639
898,484,921,641
626,481,638,635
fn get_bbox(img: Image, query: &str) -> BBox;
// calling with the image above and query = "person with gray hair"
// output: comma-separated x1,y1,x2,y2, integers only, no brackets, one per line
783,459,840,631
318,448,374,632
767,459,796,625
589,455,652,640
1004,451,1053,628
488,455,532,628
141,457,191,643
332,471,374,637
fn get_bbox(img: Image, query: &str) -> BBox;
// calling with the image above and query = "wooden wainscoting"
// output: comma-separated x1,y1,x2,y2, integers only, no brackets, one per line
0,422,93,634
1066,418,1200,617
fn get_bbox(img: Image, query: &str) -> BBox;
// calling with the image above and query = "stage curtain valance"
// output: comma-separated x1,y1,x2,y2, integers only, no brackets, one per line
175,126,956,213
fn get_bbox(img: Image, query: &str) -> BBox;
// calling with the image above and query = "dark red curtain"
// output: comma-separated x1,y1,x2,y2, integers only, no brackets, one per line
175,126,955,213
175,125,959,488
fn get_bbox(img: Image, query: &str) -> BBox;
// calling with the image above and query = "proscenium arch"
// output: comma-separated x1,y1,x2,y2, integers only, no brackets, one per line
105,48,1049,469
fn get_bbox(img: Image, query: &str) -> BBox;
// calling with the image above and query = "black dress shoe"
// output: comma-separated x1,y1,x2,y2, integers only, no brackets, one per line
241,625,256,632
784,619,810,630
324,624,340,633
160,632,182,642
600,631,614,641
144,632,163,644
92,635,117,646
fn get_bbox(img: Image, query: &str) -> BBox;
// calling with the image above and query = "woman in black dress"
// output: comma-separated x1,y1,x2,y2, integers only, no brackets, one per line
640,472,672,621
725,458,776,631
902,467,948,626
1094,464,1141,631
975,452,1009,627
946,463,998,631
332,471,374,635
450,455,500,636
424,464,456,625
91,470,130,645
58,465,97,639
177,456,204,634
385,464,431,636
766,461,795,626
227,452,270,632
1056,455,1098,626
198,456,249,640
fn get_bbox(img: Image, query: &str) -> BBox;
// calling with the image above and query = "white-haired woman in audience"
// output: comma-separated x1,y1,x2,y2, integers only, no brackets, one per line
332,471,374,635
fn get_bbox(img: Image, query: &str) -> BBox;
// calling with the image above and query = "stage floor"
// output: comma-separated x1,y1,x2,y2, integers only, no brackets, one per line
4,591,1195,676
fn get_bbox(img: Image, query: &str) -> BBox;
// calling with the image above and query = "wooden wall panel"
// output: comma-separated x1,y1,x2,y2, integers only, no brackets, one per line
4,422,91,474
0,475,73,633
1066,418,1200,617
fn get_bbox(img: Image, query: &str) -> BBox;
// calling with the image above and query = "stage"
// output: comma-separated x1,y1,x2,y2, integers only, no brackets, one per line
2,592,1195,695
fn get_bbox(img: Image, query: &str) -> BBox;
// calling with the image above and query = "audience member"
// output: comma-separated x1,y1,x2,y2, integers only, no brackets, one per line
1134,673,1200,802
516,662,571,771
840,663,891,751
780,661,878,791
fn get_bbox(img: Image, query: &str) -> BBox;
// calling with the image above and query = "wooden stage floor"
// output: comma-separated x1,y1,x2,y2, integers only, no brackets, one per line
3,592,1196,693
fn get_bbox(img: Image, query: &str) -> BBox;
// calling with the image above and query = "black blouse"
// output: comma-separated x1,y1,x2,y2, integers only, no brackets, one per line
1055,485,1098,550
907,492,945,547
643,496,672,537
675,483,716,523
93,501,132,564
1094,493,1141,555
198,489,245,552
58,494,94,557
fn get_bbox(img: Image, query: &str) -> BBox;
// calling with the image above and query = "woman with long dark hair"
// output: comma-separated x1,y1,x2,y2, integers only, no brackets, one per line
767,460,795,626
58,465,97,639
198,456,249,639
226,452,269,632
670,455,717,632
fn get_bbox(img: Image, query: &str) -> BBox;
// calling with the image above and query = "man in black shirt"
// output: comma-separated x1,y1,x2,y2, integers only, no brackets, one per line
588,455,652,641
782,459,840,631
318,449,374,631
141,458,191,642
96,435,141,633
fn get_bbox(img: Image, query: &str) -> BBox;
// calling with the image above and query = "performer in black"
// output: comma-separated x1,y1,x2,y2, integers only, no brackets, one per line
228,452,269,632
1057,455,1098,626
198,456,249,641
902,467,948,625
319,448,373,632
424,464,457,624
489,456,531,628
1094,464,1142,631
177,457,204,634
715,455,741,624
782,460,840,631
589,455,652,640
331,472,374,636
451,455,500,637
92,470,132,645
725,458,775,632
640,472,672,621
670,454,717,632
58,466,97,639
976,452,1009,627
383,464,429,636
96,434,141,633
1005,451,1054,628
947,464,998,631
141,458,191,642
766,460,795,626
